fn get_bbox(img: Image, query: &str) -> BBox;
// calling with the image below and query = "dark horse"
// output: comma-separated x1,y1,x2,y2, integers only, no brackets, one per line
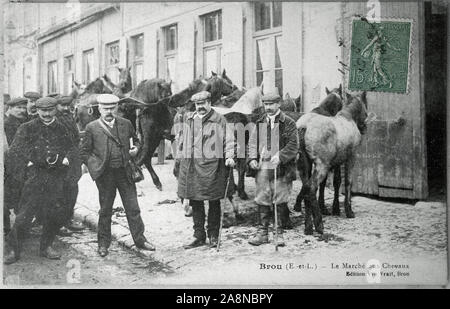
296,91,369,235
127,70,235,191
293,85,343,214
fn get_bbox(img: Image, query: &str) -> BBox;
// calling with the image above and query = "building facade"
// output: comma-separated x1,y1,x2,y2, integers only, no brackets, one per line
3,1,448,199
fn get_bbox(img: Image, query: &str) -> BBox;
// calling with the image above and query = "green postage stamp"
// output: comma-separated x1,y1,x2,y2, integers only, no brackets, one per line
348,19,413,94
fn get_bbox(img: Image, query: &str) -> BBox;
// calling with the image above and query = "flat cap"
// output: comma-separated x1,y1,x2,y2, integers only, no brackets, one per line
57,96,73,105
35,97,57,109
24,91,41,100
262,92,281,103
7,97,28,107
97,93,119,105
191,91,211,102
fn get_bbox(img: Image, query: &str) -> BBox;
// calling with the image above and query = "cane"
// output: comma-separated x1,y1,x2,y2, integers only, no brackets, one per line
217,168,233,252
273,167,278,252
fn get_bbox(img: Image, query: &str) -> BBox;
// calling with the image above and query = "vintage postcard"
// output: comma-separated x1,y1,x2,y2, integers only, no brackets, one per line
1,0,448,289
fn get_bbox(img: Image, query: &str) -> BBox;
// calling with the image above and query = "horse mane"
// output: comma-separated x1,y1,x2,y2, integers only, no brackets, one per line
85,78,108,94
338,93,367,133
311,89,343,116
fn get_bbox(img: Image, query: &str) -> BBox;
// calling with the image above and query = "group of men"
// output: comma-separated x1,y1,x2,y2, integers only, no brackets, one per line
3,92,154,264
3,87,298,264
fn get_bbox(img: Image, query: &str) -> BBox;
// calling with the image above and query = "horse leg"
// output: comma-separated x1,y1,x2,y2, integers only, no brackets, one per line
332,166,341,216
344,159,355,218
294,152,311,212
318,175,331,215
237,158,248,200
308,163,328,234
143,135,163,191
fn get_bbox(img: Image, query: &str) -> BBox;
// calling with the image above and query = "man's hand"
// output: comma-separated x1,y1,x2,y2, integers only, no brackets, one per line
270,154,280,166
129,146,138,157
249,160,259,170
225,158,235,168
62,157,70,166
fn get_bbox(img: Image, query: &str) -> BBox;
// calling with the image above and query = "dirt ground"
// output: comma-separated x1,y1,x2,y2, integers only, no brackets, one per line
70,158,447,286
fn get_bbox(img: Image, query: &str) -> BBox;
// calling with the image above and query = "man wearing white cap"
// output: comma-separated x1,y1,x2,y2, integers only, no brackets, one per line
80,93,155,257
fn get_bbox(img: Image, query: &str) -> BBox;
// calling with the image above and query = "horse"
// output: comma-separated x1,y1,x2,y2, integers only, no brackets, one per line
130,71,235,191
296,91,369,235
293,85,344,215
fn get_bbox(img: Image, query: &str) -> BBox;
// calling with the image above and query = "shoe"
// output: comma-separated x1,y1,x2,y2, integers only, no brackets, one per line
184,205,193,217
248,233,269,246
209,236,218,248
4,249,18,265
137,241,156,251
183,238,206,250
40,246,61,260
57,226,73,237
98,246,108,257
66,220,86,232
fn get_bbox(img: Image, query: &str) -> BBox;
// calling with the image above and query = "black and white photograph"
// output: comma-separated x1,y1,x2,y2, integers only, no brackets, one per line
1,0,448,288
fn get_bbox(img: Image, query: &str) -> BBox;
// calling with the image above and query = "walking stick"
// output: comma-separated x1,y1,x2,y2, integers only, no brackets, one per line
217,168,233,252
273,167,278,252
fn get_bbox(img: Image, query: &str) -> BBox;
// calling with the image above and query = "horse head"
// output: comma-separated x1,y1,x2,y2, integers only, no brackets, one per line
118,67,133,93
157,79,173,99
205,69,235,104
344,91,368,134
319,84,343,116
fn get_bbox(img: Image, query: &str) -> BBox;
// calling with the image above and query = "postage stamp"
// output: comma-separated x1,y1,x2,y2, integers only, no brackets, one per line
348,18,413,94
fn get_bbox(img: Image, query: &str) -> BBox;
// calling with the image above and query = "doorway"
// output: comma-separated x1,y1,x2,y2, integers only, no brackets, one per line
424,2,447,199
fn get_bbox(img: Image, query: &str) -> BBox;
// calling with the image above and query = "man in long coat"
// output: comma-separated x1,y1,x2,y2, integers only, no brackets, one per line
79,94,155,257
3,97,28,235
4,97,77,264
56,96,85,235
177,91,235,249
247,92,298,247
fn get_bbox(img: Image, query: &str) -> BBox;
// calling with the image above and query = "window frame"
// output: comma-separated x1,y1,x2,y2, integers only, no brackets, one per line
47,60,58,94
253,1,282,37
82,48,94,85
253,33,283,95
63,55,74,95
131,34,145,87
201,10,223,77
163,23,178,56
105,41,120,84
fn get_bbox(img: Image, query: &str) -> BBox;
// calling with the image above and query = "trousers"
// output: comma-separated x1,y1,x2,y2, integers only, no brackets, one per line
190,199,221,240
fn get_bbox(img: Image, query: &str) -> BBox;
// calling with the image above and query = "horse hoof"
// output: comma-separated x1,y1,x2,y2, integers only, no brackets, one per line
155,184,163,191
235,214,245,222
304,228,314,236
332,210,341,216
346,211,355,219
293,203,302,212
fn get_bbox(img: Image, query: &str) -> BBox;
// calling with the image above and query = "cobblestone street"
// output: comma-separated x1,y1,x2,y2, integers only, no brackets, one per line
67,158,447,286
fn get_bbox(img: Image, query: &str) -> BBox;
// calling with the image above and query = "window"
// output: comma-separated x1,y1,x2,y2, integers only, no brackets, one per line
105,41,120,84
164,24,178,52
255,2,282,32
255,35,283,95
254,2,283,95
202,10,222,76
82,49,94,84
64,56,74,95
47,61,58,94
131,34,144,87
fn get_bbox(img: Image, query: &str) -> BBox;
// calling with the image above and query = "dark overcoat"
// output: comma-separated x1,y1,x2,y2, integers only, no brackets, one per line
176,109,234,201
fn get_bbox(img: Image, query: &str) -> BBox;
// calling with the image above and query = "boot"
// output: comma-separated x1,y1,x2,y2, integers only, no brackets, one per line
40,246,61,260
3,248,18,265
274,204,286,247
279,203,293,229
248,205,270,246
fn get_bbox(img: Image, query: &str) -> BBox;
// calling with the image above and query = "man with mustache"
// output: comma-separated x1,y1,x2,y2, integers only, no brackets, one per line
3,97,29,236
247,92,298,247
55,96,85,236
4,97,76,264
24,91,41,121
177,91,235,249
80,94,155,257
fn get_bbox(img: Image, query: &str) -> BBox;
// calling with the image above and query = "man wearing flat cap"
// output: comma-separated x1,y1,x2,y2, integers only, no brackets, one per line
247,91,298,247
177,91,235,249
55,96,85,236
24,91,41,120
3,97,29,235
4,97,77,264
80,94,155,257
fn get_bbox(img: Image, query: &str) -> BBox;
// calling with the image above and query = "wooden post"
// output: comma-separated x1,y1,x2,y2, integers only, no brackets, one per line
157,140,165,164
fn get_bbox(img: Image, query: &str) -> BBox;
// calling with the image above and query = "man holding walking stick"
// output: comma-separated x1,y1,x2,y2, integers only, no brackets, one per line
177,91,235,249
247,92,298,247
